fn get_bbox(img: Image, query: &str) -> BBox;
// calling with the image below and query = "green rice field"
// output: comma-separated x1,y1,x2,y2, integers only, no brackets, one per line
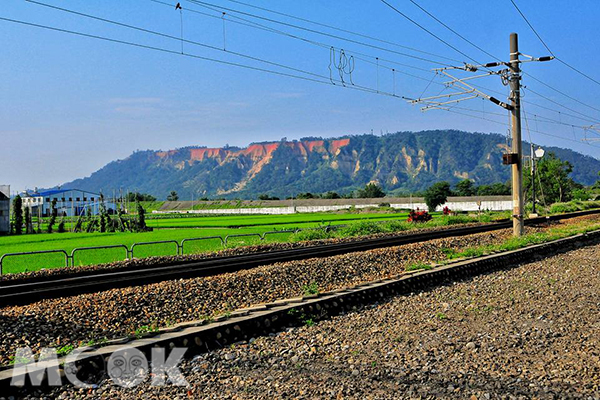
144,211,414,228
0,211,432,274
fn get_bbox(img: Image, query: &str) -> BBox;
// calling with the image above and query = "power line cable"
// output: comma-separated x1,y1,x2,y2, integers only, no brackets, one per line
0,15,400,99
25,0,334,82
406,0,501,62
387,0,600,122
379,0,485,66
442,107,600,147
184,0,600,124
183,0,461,66
509,0,600,88
524,86,600,125
508,0,553,55
27,0,436,99
150,0,450,75
523,72,600,115
220,0,462,63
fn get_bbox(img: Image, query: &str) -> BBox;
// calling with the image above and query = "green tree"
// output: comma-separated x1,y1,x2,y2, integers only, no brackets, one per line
424,181,451,212
126,192,157,202
99,194,107,233
47,198,57,233
524,152,575,204
24,206,33,234
593,171,600,190
296,192,317,199
258,194,280,200
137,201,147,231
476,182,511,196
167,191,179,201
455,179,475,196
322,191,341,199
12,195,23,235
357,183,385,198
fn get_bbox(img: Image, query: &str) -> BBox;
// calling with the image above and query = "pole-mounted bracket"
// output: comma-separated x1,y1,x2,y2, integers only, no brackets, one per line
502,153,519,165
490,96,514,111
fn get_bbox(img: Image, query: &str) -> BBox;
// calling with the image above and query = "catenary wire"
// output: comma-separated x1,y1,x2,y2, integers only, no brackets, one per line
379,0,486,67
406,0,501,62
384,0,600,123
217,0,463,63
509,0,600,88
149,0,451,75
0,16,401,99
183,0,461,66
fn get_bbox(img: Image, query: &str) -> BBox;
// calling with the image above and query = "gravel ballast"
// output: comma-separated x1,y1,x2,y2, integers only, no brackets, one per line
42,240,600,399
0,227,518,366
1,216,598,367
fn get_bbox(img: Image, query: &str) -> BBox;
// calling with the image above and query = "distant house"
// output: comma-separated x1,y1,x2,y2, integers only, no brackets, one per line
21,188,116,217
0,185,9,234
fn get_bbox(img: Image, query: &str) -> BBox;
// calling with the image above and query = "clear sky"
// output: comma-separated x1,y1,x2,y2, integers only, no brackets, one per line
2,0,600,193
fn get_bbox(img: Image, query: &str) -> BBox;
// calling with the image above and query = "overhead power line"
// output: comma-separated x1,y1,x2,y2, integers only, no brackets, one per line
0,16,400,99
524,86,600,125
509,0,600,88
190,0,600,125
183,0,461,66
25,0,330,82
396,0,600,124
406,0,500,62
441,107,600,148
379,0,483,66
149,0,440,76
220,0,460,63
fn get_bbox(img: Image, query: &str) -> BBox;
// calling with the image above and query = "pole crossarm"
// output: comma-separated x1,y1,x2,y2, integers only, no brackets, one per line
408,68,513,111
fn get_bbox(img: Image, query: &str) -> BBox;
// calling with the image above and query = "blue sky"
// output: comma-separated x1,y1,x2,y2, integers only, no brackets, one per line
2,0,600,192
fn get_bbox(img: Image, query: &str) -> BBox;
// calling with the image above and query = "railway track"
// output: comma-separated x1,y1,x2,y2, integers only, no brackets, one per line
1,209,598,306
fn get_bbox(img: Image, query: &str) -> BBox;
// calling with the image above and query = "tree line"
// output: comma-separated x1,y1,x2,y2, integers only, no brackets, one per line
9,194,150,235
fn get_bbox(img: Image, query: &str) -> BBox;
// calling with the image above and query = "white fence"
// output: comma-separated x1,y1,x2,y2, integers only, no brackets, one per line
153,197,512,215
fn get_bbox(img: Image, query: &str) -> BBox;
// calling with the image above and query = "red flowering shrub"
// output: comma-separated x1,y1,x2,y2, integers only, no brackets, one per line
442,206,451,215
408,208,432,223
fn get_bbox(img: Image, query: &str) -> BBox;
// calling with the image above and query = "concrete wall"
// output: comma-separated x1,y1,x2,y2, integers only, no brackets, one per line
153,196,512,215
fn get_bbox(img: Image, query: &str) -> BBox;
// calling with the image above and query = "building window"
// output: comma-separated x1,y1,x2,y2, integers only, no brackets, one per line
76,197,80,201
83,197,87,201
61,198,65,202
91,197,95,201
69,198,72,202
46,198,50,202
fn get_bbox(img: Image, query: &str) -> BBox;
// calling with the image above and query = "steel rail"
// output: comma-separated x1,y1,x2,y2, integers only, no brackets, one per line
1,209,598,306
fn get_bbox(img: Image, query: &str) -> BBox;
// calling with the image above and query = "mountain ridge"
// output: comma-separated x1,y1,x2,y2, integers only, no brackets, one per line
62,130,600,199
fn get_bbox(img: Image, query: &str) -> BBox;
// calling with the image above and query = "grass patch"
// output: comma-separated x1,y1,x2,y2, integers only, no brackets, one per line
449,218,600,260
302,282,319,296
133,325,159,339
406,263,433,271
549,200,600,214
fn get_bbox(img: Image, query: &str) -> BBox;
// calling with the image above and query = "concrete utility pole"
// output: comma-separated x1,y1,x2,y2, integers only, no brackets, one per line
407,32,553,237
530,143,536,215
509,32,524,237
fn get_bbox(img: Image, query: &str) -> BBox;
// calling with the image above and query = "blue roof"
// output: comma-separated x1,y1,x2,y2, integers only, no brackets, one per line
36,189,70,197
36,189,100,197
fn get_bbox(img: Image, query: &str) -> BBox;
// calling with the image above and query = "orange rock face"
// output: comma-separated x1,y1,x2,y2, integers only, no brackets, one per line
156,138,350,166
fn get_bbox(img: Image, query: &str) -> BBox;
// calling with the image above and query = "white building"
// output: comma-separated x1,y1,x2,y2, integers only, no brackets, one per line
21,188,116,217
